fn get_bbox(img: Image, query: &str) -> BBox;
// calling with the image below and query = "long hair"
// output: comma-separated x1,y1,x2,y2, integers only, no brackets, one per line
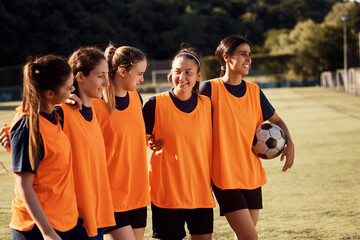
168,46,202,96
22,55,72,170
68,47,106,96
215,35,251,77
103,44,147,112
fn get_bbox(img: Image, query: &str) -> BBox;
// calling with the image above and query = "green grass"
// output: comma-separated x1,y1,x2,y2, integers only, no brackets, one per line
1,87,360,239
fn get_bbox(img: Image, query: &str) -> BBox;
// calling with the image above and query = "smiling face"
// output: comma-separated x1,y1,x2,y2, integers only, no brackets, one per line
171,56,201,98
77,59,109,105
118,59,147,91
226,43,251,76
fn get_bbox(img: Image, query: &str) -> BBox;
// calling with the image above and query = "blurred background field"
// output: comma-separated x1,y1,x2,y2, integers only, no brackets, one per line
1,87,359,239
1,0,360,239
1,1,360,101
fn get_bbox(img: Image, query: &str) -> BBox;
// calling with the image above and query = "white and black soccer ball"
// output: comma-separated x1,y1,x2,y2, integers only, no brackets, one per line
252,123,286,159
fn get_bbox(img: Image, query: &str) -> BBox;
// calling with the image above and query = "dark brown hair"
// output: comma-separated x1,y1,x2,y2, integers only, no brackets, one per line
22,55,72,170
168,46,202,96
215,35,251,77
68,46,106,96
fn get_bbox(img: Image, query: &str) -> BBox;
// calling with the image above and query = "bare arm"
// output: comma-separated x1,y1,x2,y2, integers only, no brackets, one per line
0,123,11,152
14,172,61,240
268,112,295,172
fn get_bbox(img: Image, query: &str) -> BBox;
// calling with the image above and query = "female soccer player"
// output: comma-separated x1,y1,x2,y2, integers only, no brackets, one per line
199,35,295,240
61,47,115,239
9,55,87,240
92,44,150,240
1,48,115,239
143,47,215,240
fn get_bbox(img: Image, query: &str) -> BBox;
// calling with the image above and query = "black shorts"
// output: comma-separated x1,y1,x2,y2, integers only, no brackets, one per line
11,218,88,240
212,184,263,216
103,207,147,234
151,203,213,240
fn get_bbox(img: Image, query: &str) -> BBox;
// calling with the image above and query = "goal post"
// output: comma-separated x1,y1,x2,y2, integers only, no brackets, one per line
151,69,170,85
151,69,171,93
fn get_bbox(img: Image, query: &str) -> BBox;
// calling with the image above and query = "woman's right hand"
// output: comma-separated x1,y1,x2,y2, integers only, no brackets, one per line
148,135,164,152
65,93,82,110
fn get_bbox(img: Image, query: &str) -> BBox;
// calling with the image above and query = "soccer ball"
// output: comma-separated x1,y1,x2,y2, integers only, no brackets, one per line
252,123,286,159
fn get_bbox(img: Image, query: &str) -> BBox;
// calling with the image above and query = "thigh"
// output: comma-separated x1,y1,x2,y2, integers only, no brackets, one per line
225,209,258,240
249,209,260,226
133,228,145,240
185,208,213,235
151,203,186,240
104,225,135,240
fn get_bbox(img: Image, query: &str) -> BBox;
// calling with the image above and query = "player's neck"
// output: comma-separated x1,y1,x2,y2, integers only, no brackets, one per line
115,88,127,97
222,72,242,85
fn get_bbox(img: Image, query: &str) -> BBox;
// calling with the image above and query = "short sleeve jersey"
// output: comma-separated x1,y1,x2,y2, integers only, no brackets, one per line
10,111,78,232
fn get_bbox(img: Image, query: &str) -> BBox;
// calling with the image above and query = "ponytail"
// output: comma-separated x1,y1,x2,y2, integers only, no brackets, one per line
103,44,147,112
103,44,117,112
22,62,41,170
21,55,72,170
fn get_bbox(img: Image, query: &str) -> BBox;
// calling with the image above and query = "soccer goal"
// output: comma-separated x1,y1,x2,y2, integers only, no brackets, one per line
151,69,172,93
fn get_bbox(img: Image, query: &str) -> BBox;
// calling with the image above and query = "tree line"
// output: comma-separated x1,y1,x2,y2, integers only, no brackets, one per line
0,0,359,80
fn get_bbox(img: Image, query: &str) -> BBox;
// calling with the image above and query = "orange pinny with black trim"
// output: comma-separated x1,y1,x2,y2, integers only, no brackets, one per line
61,104,114,237
92,91,150,212
10,111,78,232
210,78,266,190
149,92,215,209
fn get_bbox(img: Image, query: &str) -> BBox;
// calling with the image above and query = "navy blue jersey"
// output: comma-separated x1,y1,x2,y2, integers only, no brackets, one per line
142,90,198,135
10,112,57,173
116,91,143,110
55,104,93,123
199,80,275,121
79,105,93,121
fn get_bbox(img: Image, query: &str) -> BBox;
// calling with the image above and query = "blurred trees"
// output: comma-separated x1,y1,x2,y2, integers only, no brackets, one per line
263,1,360,79
0,0,341,67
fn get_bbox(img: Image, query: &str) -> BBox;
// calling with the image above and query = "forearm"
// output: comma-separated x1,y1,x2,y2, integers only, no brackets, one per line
15,174,57,238
268,113,293,145
268,112,295,171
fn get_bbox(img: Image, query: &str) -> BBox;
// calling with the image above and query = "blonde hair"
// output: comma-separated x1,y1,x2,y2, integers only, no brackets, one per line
103,44,146,112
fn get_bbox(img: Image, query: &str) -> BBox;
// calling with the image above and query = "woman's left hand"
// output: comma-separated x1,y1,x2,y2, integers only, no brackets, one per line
280,140,294,172
0,123,11,152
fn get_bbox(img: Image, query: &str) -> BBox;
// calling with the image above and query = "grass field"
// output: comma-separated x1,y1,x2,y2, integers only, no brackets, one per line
0,87,360,239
